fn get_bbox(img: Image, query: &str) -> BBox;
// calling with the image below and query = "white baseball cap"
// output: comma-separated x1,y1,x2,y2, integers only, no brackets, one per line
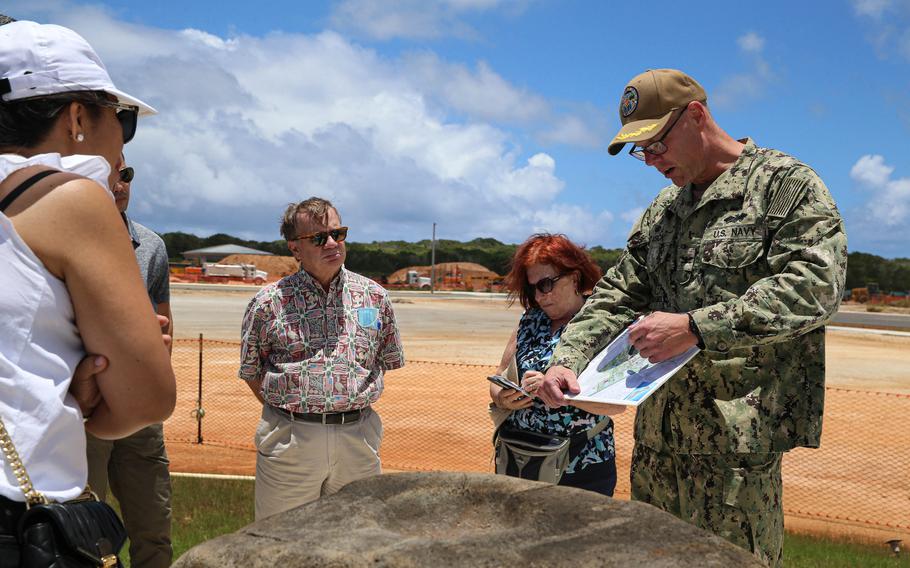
0,20,156,115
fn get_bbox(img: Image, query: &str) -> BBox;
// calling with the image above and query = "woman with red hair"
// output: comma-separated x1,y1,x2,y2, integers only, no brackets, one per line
490,233,623,495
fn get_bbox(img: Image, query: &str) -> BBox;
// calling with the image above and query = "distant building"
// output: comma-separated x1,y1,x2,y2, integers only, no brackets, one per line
181,244,273,264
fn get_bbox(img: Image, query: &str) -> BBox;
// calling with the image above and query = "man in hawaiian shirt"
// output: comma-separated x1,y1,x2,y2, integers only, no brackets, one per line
240,197,404,520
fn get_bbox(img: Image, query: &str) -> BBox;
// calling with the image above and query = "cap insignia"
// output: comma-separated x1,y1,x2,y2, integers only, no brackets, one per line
620,86,638,117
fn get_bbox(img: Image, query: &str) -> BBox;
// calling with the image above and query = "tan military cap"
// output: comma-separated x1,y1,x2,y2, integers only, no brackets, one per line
607,69,706,155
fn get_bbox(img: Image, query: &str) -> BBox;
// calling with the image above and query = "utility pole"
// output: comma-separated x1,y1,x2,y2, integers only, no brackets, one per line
430,222,436,294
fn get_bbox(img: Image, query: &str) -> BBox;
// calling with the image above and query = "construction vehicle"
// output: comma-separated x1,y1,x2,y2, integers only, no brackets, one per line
406,270,432,290
184,263,268,285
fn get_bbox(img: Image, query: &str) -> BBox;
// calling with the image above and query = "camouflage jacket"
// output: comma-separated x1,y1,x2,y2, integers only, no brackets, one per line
551,139,848,454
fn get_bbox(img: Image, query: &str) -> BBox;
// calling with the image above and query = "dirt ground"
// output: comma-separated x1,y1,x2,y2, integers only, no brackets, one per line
165,291,910,542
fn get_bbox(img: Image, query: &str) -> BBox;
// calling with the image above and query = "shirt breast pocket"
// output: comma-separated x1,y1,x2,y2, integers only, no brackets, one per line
353,307,381,364
699,238,767,300
353,324,380,365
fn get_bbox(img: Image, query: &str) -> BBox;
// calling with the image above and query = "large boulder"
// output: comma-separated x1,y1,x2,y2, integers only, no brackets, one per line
174,472,762,567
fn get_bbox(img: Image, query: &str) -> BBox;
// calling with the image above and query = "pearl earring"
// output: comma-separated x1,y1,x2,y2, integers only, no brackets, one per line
75,133,84,142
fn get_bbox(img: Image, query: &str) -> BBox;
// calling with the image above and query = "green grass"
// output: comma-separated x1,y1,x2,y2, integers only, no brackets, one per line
784,533,908,567
111,476,907,567
110,475,254,566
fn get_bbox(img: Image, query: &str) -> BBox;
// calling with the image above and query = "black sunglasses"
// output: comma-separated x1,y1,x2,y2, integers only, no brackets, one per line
292,226,348,247
119,166,134,183
527,273,566,295
90,100,139,144
49,97,139,144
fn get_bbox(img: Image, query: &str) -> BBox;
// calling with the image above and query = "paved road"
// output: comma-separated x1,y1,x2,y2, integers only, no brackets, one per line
171,284,910,338
829,310,910,331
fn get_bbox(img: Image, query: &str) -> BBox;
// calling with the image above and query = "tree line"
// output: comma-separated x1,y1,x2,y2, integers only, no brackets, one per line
161,231,910,292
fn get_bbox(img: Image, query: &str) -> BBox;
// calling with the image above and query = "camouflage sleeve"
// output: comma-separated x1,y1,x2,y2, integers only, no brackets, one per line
549,216,654,375
690,170,847,353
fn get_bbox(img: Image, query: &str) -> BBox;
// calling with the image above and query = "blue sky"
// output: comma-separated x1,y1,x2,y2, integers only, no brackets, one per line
8,0,910,256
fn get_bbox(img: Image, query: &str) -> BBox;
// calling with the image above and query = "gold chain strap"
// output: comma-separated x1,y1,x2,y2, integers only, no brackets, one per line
0,416,49,506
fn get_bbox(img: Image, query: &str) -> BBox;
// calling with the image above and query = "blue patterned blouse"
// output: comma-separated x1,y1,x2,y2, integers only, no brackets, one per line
505,308,615,474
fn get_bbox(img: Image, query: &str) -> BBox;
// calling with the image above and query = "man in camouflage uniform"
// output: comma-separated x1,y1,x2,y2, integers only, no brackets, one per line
537,69,847,566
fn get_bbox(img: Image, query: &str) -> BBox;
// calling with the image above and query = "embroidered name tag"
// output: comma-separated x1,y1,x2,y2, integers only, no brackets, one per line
706,223,764,241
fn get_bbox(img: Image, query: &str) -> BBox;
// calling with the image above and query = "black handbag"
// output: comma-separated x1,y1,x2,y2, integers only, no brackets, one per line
0,418,126,567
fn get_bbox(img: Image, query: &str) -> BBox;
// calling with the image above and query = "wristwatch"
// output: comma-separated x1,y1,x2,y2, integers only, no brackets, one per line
687,313,705,350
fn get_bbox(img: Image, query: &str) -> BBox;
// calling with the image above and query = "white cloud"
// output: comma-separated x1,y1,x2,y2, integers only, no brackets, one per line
329,0,525,41
712,33,774,109
537,108,607,148
402,53,549,123
852,0,894,18
620,207,645,225
850,154,910,226
526,205,614,244
737,31,765,53
6,1,613,246
851,0,910,61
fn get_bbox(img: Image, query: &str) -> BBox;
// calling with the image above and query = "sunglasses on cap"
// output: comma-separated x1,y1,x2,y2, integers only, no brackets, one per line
527,273,567,295
291,226,349,247
118,166,134,183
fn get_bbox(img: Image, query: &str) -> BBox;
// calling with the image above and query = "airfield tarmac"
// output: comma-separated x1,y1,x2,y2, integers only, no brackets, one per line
171,287,910,393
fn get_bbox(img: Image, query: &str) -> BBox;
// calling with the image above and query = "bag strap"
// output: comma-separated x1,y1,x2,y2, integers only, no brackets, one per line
564,415,612,464
0,415,49,506
0,169,61,212
584,415,611,441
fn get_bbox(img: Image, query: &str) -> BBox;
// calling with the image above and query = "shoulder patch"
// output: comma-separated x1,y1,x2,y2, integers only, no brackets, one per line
768,177,809,219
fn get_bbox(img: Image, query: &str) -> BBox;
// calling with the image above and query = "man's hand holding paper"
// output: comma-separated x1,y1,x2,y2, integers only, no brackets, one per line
628,312,699,363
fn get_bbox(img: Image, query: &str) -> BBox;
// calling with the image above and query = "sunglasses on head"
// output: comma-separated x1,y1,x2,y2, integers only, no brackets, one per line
292,226,349,247
527,273,567,295
118,166,134,183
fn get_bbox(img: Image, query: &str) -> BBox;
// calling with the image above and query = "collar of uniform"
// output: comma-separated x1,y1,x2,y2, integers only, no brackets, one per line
121,212,140,249
295,265,347,294
682,138,757,214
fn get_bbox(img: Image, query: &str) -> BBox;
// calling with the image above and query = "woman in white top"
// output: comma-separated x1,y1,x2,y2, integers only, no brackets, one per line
0,20,176,564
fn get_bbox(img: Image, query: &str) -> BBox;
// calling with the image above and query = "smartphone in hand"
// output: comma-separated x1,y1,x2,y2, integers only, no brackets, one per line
487,374,530,397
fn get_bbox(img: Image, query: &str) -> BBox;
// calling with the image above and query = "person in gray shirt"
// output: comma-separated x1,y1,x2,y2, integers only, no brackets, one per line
85,154,173,568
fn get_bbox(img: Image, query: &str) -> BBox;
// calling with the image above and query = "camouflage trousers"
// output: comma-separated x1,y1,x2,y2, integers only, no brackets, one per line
630,443,783,567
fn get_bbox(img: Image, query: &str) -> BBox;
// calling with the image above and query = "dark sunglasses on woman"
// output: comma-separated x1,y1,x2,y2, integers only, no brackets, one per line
292,226,349,247
528,273,566,295
100,100,139,144
50,96,140,144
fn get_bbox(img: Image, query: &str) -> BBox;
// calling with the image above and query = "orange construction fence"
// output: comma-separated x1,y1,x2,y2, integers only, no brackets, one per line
164,338,910,543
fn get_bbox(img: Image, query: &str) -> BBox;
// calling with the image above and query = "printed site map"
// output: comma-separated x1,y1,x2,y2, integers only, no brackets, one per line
567,327,700,407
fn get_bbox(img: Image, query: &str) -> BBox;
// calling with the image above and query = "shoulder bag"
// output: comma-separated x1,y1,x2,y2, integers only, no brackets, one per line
493,416,611,485
0,417,126,567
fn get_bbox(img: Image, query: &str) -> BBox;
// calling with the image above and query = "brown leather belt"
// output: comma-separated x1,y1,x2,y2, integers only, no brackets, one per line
272,406,364,425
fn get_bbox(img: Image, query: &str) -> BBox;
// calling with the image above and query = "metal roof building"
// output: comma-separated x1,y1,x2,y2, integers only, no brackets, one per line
181,244,274,264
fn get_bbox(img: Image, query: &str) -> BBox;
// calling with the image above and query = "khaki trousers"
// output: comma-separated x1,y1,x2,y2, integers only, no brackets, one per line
86,423,172,568
255,405,382,521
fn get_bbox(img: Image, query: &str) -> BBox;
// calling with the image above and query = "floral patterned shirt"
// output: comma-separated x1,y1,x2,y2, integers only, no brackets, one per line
239,267,404,413
506,308,615,473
